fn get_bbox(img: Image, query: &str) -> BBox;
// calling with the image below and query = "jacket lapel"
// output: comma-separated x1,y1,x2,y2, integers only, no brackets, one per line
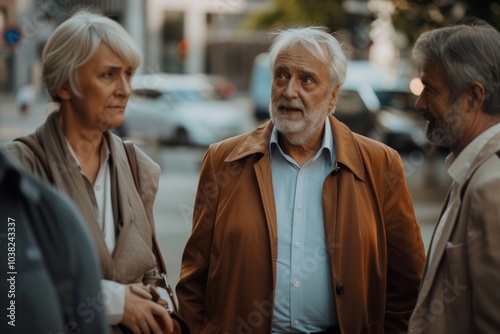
422,189,451,285
329,116,365,182
224,122,277,268
37,112,115,276
254,152,279,284
417,193,460,303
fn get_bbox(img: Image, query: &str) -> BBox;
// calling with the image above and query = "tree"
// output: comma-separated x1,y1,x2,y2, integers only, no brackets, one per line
244,0,375,58
245,0,500,46
391,0,500,44
245,0,366,30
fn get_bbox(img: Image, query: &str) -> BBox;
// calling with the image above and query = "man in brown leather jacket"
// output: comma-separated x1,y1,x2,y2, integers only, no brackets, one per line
177,27,425,334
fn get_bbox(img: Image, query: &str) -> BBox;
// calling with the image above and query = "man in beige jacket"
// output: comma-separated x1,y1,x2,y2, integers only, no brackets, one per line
408,18,500,333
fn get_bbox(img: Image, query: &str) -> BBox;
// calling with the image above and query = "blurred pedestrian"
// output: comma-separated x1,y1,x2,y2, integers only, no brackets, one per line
16,80,36,118
177,26,425,334
408,18,500,333
1,11,174,333
0,150,108,333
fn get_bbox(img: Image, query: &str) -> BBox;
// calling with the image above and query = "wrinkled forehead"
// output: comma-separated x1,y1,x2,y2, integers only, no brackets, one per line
279,41,330,63
274,43,329,70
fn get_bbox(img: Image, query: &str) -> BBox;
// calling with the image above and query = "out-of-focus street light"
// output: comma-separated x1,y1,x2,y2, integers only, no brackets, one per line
409,77,424,96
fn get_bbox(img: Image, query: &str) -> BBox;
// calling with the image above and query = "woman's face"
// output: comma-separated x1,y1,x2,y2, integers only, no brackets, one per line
59,42,134,132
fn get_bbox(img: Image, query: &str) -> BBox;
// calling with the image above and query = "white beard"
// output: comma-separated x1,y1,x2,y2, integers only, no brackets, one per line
269,96,331,146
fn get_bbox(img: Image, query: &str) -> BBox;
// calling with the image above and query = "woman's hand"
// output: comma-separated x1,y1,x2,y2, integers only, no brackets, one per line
122,283,174,334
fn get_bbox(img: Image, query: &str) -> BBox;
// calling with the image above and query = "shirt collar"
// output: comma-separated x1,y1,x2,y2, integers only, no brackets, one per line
269,118,334,165
447,122,500,185
65,137,110,169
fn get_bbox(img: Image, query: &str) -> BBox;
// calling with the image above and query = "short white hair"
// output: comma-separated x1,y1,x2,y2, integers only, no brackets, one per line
42,11,142,102
268,27,348,88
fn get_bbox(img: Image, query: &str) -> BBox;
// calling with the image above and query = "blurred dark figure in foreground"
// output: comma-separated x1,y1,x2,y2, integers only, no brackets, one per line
408,18,500,334
0,150,108,333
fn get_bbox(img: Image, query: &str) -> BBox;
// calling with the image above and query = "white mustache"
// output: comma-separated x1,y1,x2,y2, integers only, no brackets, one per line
276,97,305,112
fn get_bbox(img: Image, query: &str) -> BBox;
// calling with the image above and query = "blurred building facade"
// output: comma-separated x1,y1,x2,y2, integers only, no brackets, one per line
0,0,273,93
0,0,142,93
0,0,401,94
147,0,403,90
145,0,272,90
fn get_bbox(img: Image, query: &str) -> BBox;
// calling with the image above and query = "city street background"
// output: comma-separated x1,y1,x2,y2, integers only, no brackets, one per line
0,93,451,289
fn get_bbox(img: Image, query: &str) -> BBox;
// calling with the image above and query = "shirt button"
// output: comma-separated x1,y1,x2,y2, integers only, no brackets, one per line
336,283,345,295
297,205,302,211
300,170,305,175
95,185,101,191
293,319,299,325
293,281,299,287
295,242,301,248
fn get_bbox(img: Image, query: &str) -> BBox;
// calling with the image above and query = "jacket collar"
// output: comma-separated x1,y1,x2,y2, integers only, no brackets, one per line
462,130,500,184
224,115,365,181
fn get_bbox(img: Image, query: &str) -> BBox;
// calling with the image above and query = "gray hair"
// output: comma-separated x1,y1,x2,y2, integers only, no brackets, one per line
42,11,142,102
268,27,348,88
412,18,500,116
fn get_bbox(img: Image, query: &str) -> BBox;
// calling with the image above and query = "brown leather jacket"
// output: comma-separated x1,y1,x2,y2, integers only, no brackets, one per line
177,116,425,334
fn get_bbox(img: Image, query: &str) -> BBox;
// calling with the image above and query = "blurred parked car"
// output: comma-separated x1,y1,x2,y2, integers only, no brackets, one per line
339,61,426,151
117,73,246,146
336,85,427,151
194,73,238,100
249,53,427,151
250,52,272,121
372,89,427,151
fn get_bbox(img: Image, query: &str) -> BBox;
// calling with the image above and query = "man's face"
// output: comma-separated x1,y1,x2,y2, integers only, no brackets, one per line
416,60,467,149
269,44,338,146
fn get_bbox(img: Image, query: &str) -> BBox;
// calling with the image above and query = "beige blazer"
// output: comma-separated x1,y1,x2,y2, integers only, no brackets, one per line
1,111,161,284
408,132,500,333
2,111,162,333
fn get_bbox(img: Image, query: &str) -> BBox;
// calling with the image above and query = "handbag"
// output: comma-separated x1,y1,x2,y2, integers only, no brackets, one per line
123,141,190,334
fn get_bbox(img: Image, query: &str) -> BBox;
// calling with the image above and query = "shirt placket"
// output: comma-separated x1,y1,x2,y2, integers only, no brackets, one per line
290,166,306,329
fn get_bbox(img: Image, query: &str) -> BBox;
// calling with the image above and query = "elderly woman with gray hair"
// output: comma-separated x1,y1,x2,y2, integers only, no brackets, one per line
2,11,174,334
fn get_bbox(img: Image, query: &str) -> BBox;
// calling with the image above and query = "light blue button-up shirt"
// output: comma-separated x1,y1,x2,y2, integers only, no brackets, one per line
270,120,338,333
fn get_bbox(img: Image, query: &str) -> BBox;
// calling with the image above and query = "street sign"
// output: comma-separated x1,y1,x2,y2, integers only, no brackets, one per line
3,26,22,49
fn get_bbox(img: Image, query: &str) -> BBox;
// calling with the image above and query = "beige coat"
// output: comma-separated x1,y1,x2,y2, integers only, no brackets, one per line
408,132,500,334
177,116,425,334
1,111,161,332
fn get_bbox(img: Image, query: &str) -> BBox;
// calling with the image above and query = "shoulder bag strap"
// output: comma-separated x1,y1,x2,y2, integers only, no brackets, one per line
14,136,55,183
123,140,166,272
122,141,178,311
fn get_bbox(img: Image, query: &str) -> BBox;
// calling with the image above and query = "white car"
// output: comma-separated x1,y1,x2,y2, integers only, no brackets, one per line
118,73,246,146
